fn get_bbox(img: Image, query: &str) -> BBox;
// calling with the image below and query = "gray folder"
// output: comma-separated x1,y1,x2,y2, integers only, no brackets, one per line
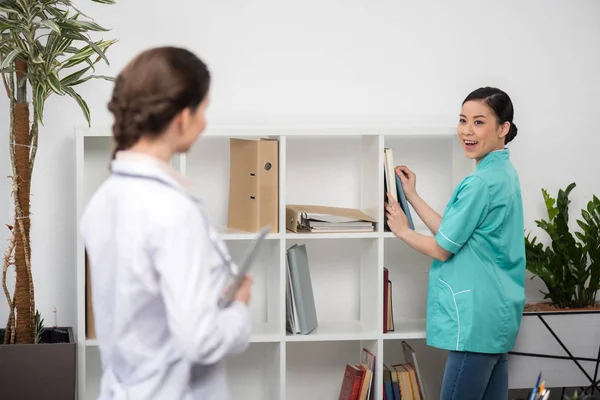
286,244,318,334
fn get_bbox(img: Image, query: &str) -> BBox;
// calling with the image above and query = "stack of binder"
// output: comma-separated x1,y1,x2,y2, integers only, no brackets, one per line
286,244,318,335
286,204,376,233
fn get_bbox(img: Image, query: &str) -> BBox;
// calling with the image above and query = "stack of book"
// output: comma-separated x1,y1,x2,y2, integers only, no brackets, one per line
285,244,318,335
337,348,376,400
383,342,427,400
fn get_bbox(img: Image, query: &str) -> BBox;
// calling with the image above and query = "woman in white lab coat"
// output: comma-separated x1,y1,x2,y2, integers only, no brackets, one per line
80,46,253,400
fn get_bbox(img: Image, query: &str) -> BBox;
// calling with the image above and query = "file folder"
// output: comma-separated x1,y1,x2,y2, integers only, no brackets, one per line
286,244,318,334
227,138,279,233
285,204,376,233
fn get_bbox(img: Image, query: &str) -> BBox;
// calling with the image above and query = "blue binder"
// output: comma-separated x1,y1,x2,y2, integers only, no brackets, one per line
395,173,415,230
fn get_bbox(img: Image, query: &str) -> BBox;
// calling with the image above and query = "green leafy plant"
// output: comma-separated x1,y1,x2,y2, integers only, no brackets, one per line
0,0,117,344
525,183,600,309
564,390,600,400
34,309,43,344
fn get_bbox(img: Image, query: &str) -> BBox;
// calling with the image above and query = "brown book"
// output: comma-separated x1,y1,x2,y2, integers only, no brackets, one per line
338,364,363,400
85,250,96,339
356,363,372,400
387,280,394,331
403,363,422,400
392,364,414,400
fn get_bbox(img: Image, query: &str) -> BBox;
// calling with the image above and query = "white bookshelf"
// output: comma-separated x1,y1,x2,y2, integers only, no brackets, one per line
75,124,474,399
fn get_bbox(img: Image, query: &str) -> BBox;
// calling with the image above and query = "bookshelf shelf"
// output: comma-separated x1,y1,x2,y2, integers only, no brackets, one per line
286,340,381,400
75,124,473,399
382,317,427,340
285,231,380,240
285,321,378,342
216,226,283,240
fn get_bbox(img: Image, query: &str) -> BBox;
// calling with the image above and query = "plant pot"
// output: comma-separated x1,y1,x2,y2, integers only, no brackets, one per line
508,306,600,391
0,327,76,399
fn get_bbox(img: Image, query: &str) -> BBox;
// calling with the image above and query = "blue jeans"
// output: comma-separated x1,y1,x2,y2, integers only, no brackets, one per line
440,351,508,400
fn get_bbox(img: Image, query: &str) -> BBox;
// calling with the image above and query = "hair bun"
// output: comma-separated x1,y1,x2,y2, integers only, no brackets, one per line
506,122,518,144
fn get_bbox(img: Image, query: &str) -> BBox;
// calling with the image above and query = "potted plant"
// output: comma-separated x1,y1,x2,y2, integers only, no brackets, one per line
508,183,600,393
0,0,116,398
524,182,600,312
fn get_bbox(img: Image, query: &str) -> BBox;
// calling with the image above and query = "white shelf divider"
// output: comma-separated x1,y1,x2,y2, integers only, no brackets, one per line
75,124,471,400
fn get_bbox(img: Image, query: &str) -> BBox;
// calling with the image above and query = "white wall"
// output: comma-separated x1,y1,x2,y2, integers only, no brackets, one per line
0,0,598,397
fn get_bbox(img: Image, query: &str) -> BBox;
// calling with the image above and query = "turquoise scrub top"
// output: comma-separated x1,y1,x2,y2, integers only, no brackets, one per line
426,149,526,354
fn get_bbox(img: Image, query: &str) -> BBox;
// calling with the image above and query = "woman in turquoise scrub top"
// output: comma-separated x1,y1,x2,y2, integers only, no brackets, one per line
385,87,526,400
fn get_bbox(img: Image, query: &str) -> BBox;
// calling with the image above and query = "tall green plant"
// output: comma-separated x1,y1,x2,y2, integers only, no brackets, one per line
0,0,116,344
525,183,600,309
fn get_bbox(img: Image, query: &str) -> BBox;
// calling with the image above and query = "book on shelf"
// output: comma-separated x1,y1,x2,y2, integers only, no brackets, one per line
382,342,426,400
383,147,415,230
383,267,394,333
286,204,376,233
286,244,318,335
227,137,279,233
402,341,427,400
338,348,376,400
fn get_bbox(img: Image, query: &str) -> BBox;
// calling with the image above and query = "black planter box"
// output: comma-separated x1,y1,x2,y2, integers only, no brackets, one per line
0,327,76,400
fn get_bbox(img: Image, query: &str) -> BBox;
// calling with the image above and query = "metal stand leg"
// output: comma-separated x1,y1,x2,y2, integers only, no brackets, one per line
509,313,600,393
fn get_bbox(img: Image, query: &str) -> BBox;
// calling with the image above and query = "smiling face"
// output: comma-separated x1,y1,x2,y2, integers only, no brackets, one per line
458,100,510,162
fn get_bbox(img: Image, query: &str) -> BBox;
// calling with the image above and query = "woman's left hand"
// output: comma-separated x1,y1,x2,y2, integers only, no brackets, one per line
385,192,410,238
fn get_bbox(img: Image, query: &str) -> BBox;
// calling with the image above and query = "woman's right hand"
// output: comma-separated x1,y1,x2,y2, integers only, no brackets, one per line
233,274,253,305
395,165,417,201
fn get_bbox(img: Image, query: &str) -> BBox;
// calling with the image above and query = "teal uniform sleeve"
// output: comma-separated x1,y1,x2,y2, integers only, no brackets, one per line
435,175,490,254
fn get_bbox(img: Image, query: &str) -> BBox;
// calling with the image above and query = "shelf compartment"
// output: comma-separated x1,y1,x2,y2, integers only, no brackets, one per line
185,135,282,232
225,239,282,338
82,136,113,206
216,226,282,240
285,135,380,232
227,342,282,400
383,237,430,338
382,135,456,234
382,338,446,400
284,238,379,340
286,339,380,400
84,347,102,400
87,343,283,400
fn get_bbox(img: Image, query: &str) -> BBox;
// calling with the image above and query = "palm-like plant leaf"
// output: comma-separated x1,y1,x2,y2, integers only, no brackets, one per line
0,0,117,124
0,0,116,344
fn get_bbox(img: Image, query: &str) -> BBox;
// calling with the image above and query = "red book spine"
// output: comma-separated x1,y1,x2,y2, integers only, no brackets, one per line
383,267,389,333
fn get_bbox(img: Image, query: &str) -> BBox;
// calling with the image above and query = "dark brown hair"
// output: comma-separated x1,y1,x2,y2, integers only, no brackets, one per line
108,46,211,158
463,86,518,144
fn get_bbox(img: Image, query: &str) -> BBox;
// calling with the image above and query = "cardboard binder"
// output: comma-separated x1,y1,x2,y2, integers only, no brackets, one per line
85,251,96,339
227,138,279,233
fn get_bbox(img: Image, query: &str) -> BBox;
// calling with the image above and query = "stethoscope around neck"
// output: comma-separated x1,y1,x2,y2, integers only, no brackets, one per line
111,169,234,273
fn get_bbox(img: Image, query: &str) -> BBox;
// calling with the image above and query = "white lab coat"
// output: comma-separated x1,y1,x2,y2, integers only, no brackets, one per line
80,151,251,400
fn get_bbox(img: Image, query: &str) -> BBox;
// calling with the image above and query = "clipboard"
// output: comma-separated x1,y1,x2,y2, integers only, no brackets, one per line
218,225,271,308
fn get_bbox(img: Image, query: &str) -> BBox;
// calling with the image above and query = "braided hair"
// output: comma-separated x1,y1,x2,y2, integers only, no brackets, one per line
107,46,211,159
